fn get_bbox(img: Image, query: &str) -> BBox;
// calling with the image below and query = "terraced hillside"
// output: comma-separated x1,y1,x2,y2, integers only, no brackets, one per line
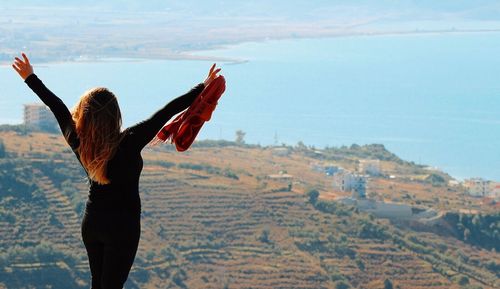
0,130,498,289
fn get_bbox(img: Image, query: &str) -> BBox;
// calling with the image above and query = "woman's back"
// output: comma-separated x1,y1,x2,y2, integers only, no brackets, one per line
84,130,144,213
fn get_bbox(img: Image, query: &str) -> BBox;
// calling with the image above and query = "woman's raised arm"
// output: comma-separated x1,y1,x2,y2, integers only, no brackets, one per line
12,53,79,149
126,64,221,150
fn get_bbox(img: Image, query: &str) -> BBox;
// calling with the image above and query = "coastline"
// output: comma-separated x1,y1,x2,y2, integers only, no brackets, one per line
2,29,500,181
2,28,500,66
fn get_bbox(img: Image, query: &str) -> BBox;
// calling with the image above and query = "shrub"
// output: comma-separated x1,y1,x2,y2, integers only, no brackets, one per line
0,139,5,158
452,275,469,286
334,280,351,289
425,173,446,186
384,279,393,289
307,189,319,205
356,258,365,271
357,219,388,240
259,229,271,243
172,269,188,288
147,160,175,169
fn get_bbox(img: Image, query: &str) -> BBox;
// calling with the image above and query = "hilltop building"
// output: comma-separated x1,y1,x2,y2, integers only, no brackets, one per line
24,103,57,131
490,183,500,198
463,178,491,197
332,172,366,199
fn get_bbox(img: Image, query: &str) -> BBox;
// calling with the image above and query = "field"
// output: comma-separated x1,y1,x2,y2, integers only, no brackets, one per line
0,130,499,289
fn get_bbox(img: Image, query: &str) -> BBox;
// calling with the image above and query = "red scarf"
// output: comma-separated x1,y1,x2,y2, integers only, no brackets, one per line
153,75,226,151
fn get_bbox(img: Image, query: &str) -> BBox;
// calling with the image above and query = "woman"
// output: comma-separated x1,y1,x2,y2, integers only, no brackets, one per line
12,53,221,289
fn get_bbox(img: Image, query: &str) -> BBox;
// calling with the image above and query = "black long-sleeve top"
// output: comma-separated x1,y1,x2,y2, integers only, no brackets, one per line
25,74,204,214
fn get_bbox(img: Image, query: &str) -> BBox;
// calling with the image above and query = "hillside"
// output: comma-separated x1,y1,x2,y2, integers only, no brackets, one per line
0,130,499,289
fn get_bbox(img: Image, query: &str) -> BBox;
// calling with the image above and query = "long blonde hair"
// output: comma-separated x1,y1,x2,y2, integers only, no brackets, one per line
71,87,122,185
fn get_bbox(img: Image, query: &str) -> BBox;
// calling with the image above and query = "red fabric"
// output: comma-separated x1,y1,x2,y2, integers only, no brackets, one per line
154,75,226,151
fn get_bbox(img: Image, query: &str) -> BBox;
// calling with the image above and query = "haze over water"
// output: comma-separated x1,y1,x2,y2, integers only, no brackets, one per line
2,33,500,181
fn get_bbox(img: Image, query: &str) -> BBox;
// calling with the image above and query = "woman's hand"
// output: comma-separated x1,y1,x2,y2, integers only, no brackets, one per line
204,63,221,87
12,53,34,80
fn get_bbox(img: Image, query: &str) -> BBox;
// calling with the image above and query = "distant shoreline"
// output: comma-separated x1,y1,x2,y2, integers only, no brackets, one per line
1,28,500,66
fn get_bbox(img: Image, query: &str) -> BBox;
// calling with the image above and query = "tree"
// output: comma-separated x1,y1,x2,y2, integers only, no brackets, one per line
453,275,469,286
296,140,307,151
307,189,319,205
334,281,351,289
355,258,365,271
384,279,393,289
0,139,5,158
259,229,271,243
235,130,246,144
425,173,446,186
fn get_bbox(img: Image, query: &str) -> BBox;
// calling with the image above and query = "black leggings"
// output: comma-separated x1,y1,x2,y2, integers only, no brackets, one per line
81,209,141,289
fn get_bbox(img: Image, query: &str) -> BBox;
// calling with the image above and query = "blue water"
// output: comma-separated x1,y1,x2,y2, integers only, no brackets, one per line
1,33,500,180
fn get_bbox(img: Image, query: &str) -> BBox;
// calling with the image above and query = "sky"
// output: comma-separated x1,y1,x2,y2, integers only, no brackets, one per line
3,1,500,21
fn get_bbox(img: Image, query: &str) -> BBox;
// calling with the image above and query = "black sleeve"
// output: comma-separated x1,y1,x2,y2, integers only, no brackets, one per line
126,83,205,150
24,74,79,150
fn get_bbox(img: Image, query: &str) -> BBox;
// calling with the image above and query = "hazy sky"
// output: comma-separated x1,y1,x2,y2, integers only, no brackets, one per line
2,1,500,21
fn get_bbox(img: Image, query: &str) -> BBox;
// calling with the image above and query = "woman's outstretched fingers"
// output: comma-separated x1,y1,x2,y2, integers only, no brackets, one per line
204,65,222,87
22,53,30,64
12,64,21,73
208,63,216,76
12,53,34,80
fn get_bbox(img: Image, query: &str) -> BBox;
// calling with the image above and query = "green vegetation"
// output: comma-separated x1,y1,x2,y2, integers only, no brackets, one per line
145,159,176,169
192,139,261,149
312,199,353,217
324,144,407,164
334,280,351,289
178,162,239,180
444,212,500,251
0,242,80,268
259,228,271,243
235,129,246,144
384,279,393,289
172,269,188,288
306,189,319,205
0,209,16,223
357,219,389,240
451,274,469,286
0,160,38,199
0,124,29,135
425,173,447,186
0,139,5,158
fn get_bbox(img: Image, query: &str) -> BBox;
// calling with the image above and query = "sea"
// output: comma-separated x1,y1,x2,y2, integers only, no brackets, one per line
1,33,499,181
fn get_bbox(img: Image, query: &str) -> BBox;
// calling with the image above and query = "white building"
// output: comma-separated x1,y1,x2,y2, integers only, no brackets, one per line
359,159,381,176
463,178,491,197
24,103,57,131
333,172,366,199
489,182,500,198
267,172,293,182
